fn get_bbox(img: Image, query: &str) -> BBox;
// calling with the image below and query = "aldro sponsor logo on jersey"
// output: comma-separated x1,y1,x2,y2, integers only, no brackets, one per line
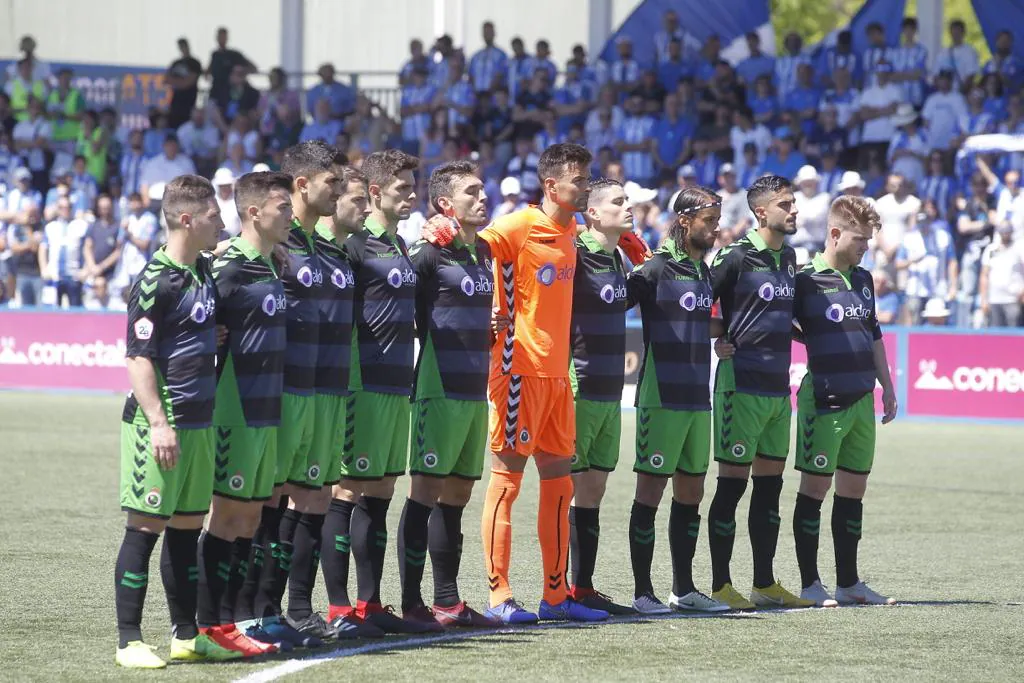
330,268,354,289
825,301,873,323
261,293,287,316
757,281,795,302
189,298,216,324
296,265,324,288
599,282,628,304
460,274,494,297
536,261,575,286
386,267,417,289
678,290,713,311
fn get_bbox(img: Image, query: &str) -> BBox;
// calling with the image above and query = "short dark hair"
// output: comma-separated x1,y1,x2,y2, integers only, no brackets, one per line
281,140,347,183
233,171,293,220
950,19,966,31
902,17,918,29
746,175,793,213
867,22,883,33
162,175,215,229
586,177,622,206
362,148,419,190
340,165,367,188
537,143,592,183
428,160,479,212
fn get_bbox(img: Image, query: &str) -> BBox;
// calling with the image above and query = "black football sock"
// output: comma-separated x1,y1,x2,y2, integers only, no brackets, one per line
196,531,233,628
832,495,863,588
287,513,325,621
628,501,658,598
569,506,600,591
254,505,296,618
708,476,748,592
352,495,391,604
241,502,282,621
221,537,251,625
398,498,432,611
428,502,465,608
321,498,356,609
793,493,824,589
669,500,700,597
115,528,160,647
749,474,784,589
159,527,201,639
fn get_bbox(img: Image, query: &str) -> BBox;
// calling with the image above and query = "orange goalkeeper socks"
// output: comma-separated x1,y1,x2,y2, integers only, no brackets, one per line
481,469,522,608
538,475,573,605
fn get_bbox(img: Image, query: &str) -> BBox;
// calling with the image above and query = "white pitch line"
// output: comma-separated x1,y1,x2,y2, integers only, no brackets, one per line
232,609,814,683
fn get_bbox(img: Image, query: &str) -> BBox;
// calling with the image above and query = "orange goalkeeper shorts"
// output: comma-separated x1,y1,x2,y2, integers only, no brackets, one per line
488,373,575,457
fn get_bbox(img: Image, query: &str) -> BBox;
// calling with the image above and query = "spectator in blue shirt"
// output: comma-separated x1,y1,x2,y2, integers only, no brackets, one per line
736,32,775,90
688,138,721,188
399,39,429,86
69,155,97,214
694,35,723,87
984,31,1021,90
553,65,595,136
468,22,508,94
299,99,343,144
633,69,667,116
478,87,515,162
507,37,531,99
651,93,694,177
920,151,958,219
119,130,145,197
862,22,893,89
980,73,1008,122
400,66,436,142
142,109,171,159
802,105,847,164
523,40,558,87
737,143,762,189
748,74,778,129
894,17,929,107
617,94,656,186
657,38,693,92
429,35,456,90
784,62,822,137
442,54,476,134
871,270,902,325
605,36,642,96
306,63,356,121
513,69,552,139
567,44,599,86
761,128,807,180
817,148,846,195
818,30,859,89
775,32,807,102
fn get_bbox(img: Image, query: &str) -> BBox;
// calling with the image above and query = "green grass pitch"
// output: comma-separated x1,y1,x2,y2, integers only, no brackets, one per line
1,392,1022,682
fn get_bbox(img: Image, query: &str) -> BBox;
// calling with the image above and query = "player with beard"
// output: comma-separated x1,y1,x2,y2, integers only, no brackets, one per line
791,195,897,606
626,186,733,614
707,175,814,610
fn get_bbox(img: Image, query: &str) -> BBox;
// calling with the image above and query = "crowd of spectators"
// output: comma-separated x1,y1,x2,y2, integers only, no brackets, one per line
0,16,1022,327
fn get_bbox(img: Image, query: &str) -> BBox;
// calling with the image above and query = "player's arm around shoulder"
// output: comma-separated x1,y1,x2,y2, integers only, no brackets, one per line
626,252,662,306
478,211,529,262
710,239,745,301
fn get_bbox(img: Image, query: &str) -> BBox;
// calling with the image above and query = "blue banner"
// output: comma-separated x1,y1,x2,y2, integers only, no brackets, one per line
970,0,1024,77
0,60,170,129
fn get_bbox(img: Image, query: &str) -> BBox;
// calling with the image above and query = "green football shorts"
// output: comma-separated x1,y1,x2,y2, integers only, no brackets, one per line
409,398,487,479
634,407,711,477
795,375,876,476
290,393,346,489
713,390,791,465
120,417,214,519
276,392,315,487
338,391,410,480
213,425,278,501
572,398,621,473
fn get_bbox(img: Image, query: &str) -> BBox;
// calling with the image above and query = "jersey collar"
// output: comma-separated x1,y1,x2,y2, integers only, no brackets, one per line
657,238,694,266
232,234,262,260
290,218,316,247
811,252,853,287
314,220,340,245
364,217,394,242
578,229,612,254
153,246,199,279
745,228,771,252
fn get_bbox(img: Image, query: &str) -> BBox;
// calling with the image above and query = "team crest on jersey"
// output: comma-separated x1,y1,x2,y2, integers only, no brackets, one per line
731,442,747,458
788,264,796,278
519,429,531,444
229,474,245,491
570,454,579,466
536,263,556,286
862,286,872,300
307,464,321,481
649,453,665,469
134,317,154,340
144,488,162,508
423,452,438,469
813,453,829,469
758,282,775,302
190,299,215,324
355,457,370,472
297,265,322,288
331,268,352,289
460,275,475,296
826,303,845,323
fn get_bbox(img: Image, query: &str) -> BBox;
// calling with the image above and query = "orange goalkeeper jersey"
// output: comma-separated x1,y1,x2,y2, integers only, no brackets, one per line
480,206,577,378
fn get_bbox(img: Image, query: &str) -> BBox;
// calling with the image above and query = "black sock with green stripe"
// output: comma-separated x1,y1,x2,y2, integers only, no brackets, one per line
429,502,465,608
749,474,784,589
287,513,325,621
115,528,160,647
321,498,356,609
832,495,863,588
160,527,201,639
221,537,251,624
398,498,432,611
257,507,300,616
197,531,234,628
569,506,600,591
793,493,824,589
628,501,658,598
669,500,701,596
352,495,391,604
708,476,748,592
246,501,283,620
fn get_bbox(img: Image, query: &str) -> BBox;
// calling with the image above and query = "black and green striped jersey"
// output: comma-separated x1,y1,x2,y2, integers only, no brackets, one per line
314,224,356,396
345,218,416,396
627,241,713,412
211,236,287,428
410,234,493,401
281,222,323,396
570,231,631,403
794,253,882,412
711,229,797,396
122,248,218,429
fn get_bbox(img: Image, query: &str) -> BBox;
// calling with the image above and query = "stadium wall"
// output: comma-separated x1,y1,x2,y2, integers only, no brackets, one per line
0,0,643,74
1,310,1022,424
